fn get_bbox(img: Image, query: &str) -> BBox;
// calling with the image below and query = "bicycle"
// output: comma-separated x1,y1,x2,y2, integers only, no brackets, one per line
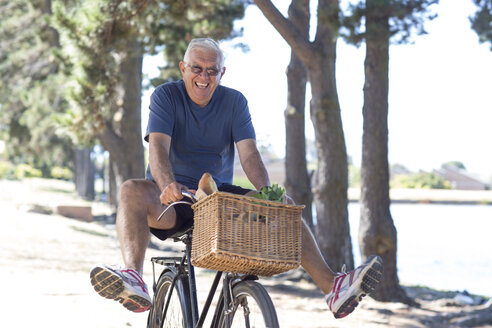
147,191,280,328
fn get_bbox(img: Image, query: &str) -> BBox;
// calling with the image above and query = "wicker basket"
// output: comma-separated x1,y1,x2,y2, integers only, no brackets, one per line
190,192,304,276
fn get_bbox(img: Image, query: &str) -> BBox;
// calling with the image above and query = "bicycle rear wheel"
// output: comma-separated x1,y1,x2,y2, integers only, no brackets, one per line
147,270,193,328
216,280,279,328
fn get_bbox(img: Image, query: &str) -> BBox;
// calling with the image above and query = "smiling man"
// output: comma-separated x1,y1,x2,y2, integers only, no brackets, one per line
179,41,225,107
89,38,382,320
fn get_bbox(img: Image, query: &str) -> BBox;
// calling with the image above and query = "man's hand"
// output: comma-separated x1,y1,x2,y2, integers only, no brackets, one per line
160,182,194,205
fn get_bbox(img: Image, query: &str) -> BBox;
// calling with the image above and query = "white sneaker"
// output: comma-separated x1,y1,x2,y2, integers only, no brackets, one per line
90,265,152,312
325,255,383,319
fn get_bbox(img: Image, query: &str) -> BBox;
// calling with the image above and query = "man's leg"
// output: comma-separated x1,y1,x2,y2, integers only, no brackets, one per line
117,179,184,273
90,179,176,312
117,179,162,275
300,219,383,319
300,219,336,294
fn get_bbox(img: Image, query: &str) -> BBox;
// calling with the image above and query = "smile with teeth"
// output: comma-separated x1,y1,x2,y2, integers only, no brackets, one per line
196,82,209,88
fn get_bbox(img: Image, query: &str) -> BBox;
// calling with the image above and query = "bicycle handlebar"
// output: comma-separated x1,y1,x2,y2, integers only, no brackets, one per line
156,191,197,221
181,190,198,203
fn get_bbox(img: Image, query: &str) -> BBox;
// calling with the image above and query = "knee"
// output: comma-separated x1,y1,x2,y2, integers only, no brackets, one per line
118,179,149,204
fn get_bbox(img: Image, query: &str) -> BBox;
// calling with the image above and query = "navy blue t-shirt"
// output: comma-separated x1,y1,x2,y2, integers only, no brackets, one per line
145,80,256,189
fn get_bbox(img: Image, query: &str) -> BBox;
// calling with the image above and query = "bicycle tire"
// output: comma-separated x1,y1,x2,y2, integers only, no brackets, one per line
215,280,279,328
147,270,193,328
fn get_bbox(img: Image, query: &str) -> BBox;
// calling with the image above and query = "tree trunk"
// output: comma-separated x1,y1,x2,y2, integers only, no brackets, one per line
74,147,95,200
284,0,313,229
108,157,117,207
98,37,145,205
254,0,353,270
309,56,353,271
359,0,413,304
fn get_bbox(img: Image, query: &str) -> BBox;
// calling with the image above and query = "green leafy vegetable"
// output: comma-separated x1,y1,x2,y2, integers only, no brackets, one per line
251,184,285,203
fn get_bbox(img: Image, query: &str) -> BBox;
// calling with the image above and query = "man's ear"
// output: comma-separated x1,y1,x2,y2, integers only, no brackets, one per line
179,61,186,75
221,67,226,78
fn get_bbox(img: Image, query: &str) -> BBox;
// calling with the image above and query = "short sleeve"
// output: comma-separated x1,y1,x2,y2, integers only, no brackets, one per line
231,94,256,142
144,85,175,142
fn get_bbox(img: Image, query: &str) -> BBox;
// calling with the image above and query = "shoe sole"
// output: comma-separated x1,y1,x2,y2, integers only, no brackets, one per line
90,266,151,312
334,255,383,319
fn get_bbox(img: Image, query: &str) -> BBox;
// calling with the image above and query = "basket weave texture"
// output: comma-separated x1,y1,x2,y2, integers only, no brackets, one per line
190,192,304,276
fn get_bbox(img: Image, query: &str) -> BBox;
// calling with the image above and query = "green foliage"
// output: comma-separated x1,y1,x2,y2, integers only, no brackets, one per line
50,166,73,180
341,0,439,46
52,0,132,143
251,184,286,202
14,163,43,180
0,161,15,179
349,164,361,187
392,171,451,189
0,0,74,169
441,161,466,170
470,0,492,50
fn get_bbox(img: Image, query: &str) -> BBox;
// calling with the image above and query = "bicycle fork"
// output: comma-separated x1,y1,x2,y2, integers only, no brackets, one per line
221,273,255,328
221,273,236,327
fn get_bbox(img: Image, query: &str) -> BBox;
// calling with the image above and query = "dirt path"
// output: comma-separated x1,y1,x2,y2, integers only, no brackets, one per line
1,179,491,327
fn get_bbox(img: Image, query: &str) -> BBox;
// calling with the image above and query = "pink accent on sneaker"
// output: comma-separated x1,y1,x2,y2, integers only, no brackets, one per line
90,265,152,313
122,269,149,294
325,255,383,319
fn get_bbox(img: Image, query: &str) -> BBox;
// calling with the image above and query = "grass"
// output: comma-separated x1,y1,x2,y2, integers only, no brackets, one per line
232,176,255,190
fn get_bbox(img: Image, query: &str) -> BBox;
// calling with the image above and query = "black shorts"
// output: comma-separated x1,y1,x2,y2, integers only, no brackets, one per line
150,184,252,241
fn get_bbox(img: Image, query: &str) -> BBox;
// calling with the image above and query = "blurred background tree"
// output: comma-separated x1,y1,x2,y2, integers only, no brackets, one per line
0,0,74,177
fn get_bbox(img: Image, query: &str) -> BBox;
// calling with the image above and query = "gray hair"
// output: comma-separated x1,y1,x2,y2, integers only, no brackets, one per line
183,38,225,68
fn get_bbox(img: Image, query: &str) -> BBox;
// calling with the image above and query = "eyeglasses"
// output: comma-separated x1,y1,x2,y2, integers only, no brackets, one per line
185,63,222,77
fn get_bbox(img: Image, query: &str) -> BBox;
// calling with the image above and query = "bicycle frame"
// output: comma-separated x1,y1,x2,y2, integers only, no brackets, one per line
151,230,259,328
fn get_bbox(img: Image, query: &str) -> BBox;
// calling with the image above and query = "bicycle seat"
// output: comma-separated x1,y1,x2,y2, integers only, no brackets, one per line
169,221,194,241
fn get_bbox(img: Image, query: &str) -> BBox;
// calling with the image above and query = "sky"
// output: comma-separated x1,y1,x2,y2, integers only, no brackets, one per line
142,1,492,180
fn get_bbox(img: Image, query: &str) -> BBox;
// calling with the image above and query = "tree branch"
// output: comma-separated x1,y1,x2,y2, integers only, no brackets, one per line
254,0,315,64
98,121,122,154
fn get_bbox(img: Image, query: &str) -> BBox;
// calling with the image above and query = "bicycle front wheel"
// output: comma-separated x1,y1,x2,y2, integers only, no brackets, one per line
147,270,193,328
216,280,279,328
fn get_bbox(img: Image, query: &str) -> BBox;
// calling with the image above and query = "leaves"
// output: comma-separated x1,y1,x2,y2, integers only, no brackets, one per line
341,0,439,46
251,184,286,203
0,0,74,168
470,0,492,50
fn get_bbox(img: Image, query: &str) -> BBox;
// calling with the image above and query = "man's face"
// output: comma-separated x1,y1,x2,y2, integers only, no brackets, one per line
179,48,225,107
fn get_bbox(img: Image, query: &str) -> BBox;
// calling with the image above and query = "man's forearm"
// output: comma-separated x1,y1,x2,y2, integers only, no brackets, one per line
150,150,175,192
240,148,270,190
236,139,270,190
148,134,175,192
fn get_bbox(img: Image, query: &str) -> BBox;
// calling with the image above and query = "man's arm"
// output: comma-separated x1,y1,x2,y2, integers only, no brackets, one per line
148,132,187,203
236,138,270,191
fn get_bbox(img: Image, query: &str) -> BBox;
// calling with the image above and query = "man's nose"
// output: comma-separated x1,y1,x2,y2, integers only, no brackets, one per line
198,70,211,78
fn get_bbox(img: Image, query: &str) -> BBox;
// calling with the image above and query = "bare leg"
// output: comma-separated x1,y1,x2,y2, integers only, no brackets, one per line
300,219,336,294
116,179,176,276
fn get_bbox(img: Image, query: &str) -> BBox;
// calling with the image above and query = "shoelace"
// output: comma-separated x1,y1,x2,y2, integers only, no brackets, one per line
334,264,347,278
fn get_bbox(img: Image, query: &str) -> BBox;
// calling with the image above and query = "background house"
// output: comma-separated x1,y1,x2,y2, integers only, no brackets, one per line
434,166,490,190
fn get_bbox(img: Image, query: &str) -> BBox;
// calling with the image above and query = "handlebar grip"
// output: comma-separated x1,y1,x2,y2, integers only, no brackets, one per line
181,191,197,203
